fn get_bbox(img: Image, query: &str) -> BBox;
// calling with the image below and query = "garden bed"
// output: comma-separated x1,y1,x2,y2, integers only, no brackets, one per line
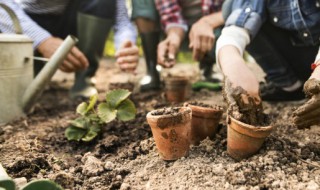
0,59,319,190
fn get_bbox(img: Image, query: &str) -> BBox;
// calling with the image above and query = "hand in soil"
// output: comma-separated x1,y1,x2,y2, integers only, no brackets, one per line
223,78,268,126
293,78,320,128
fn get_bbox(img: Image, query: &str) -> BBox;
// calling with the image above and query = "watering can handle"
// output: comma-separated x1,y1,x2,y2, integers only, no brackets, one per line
0,3,23,34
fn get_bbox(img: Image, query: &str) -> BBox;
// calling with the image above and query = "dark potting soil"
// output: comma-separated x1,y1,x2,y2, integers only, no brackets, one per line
188,101,223,110
224,82,270,126
151,107,180,116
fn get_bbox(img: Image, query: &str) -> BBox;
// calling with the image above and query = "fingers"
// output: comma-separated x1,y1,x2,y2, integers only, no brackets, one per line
294,116,320,129
59,60,76,73
293,95,320,116
115,41,139,73
158,39,174,68
70,47,89,68
191,35,214,61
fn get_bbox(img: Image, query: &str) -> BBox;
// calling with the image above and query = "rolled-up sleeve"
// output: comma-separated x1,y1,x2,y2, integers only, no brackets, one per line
224,0,266,38
0,0,51,49
114,0,137,50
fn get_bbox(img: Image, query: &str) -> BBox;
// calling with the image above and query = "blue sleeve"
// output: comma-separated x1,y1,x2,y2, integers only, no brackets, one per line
225,0,267,38
114,0,137,50
0,0,51,49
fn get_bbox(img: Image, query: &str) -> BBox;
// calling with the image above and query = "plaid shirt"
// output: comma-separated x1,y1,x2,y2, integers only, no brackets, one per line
155,0,224,31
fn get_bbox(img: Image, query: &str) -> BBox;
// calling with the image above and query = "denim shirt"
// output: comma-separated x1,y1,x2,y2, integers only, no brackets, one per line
225,0,320,46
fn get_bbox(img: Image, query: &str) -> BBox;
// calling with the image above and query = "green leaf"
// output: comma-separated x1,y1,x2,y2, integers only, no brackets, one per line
81,124,101,142
68,117,87,129
97,103,117,123
106,89,131,108
65,126,87,141
117,99,136,121
86,94,98,112
76,102,88,116
21,179,63,190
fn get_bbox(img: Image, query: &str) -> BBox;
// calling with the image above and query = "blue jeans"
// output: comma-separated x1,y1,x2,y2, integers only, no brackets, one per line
246,21,319,87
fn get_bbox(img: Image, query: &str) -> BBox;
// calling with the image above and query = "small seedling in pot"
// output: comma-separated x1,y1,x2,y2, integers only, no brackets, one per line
65,89,136,142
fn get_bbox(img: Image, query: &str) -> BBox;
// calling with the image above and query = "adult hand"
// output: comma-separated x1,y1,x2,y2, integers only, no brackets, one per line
115,40,139,73
189,18,215,61
293,78,320,128
37,37,89,73
157,27,184,68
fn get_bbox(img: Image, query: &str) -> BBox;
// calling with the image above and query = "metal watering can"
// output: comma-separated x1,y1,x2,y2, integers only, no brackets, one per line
0,3,78,125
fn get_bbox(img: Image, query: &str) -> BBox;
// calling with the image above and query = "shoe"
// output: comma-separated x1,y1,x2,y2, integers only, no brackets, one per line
70,77,98,99
260,82,305,101
139,32,161,91
70,13,113,99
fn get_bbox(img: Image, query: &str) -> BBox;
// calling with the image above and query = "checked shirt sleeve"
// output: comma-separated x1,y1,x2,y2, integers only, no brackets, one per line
0,0,51,49
155,0,188,32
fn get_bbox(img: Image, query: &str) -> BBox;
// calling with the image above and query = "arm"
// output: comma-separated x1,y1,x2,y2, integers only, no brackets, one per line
114,0,139,72
155,0,186,67
189,11,224,61
0,1,88,72
0,0,51,49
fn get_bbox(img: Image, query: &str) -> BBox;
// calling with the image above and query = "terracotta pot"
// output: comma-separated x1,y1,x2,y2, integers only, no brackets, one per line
184,103,223,145
164,76,189,103
146,107,192,160
227,116,273,161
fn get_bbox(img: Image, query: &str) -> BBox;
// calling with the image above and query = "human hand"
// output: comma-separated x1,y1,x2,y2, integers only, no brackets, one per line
115,40,139,73
189,18,215,61
293,78,320,128
224,78,264,125
37,37,89,73
157,28,184,68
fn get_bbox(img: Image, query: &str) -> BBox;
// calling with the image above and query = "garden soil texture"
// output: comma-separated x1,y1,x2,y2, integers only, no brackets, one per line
0,60,319,190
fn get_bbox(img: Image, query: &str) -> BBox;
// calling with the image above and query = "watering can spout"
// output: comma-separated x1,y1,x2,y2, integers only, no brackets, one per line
22,35,78,112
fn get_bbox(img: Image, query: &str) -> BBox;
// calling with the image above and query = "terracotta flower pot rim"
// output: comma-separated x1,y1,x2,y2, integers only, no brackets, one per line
147,107,192,128
164,76,189,84
184,102,223,118
228,115,273,138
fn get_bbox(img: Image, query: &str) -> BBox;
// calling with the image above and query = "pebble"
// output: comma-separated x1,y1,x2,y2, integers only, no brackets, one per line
104,161,115,171
306,180,319,190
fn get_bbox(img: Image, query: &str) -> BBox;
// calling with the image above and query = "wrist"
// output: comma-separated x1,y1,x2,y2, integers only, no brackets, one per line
200,12,224,29
167,28,184,44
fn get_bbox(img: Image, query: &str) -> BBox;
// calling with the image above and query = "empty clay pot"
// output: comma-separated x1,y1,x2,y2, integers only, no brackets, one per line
184,103,223,145
164,76,190,103
146,107,192,160
227,116,273,161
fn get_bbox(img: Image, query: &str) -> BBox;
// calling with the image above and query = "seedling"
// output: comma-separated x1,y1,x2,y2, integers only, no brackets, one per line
0,164,63,190
65,89,136,142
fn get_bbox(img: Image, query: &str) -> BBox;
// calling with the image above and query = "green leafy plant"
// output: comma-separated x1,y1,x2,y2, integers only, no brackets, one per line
65,89,136,142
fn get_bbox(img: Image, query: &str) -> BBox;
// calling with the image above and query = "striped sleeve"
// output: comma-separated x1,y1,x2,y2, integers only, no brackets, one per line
114,0,137,50
0,0,51,49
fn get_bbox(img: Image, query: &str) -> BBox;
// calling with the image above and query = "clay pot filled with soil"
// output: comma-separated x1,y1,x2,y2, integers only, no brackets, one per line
164,76,190,103
146,107,192,160
184,102,223,145
227,116,273,161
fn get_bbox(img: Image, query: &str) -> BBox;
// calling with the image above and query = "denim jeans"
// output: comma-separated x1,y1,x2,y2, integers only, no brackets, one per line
246,21,319,87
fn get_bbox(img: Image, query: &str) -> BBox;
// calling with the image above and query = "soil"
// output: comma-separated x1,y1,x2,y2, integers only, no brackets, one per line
0,59,320,190
150,107,180,116
187,101,223,110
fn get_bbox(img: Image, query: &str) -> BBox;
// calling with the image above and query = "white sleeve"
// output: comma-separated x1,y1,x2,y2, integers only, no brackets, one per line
216,25,251,57
0,0,51,49
114,0,137,50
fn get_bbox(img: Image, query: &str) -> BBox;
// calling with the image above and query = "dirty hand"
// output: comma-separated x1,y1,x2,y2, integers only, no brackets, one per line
115,40,139,73
223,78,264,125
189,18,215,61
157,28,184,68
37,37,89,73
293,78,320,128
